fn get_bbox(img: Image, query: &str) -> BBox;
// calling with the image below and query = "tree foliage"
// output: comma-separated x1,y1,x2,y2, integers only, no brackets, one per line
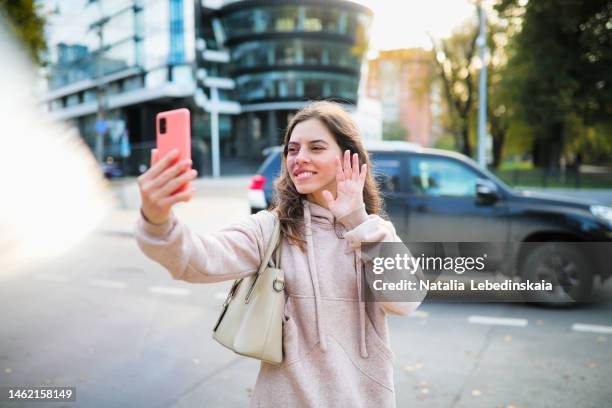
496,0,612,168
0,0,47,65
430,19,479,157
430,0,611,168
383,121,409,141
430,7,514,166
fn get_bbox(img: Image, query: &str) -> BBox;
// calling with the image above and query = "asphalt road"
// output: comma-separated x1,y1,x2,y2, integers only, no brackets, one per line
1,182,611,408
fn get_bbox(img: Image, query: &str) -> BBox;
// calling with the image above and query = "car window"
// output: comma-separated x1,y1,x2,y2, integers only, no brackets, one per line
409,156,479,197
259,150,282,178
371,153,402,192
265,151,282,179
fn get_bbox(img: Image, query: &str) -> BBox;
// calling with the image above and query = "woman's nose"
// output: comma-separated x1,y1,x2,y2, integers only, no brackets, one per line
294,149,311,164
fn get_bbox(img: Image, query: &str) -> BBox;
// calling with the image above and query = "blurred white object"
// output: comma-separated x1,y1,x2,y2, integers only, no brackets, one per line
0,20,112,277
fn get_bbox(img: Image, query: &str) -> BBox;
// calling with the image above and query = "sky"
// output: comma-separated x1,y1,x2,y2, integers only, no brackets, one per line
357,0,477,52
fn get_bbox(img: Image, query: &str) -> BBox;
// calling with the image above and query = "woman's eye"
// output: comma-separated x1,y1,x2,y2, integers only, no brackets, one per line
312,146,323,151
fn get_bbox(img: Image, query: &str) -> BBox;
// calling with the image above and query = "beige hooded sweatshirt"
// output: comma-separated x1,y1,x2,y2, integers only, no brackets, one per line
135,199,424,407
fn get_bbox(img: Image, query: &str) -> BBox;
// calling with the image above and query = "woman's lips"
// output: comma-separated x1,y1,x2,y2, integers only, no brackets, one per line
294,171,316,182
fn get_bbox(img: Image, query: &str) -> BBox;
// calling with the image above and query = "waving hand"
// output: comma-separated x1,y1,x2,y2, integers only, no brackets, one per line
322,150,368,218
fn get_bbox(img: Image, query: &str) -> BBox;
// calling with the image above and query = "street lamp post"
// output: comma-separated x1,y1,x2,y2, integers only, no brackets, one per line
210,87,221,179
477,1,488,168
91,9,110,165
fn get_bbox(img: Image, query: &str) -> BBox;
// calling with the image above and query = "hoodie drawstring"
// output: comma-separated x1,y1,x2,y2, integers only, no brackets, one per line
355,248,369,358
303,201,328,352
303,201,368,358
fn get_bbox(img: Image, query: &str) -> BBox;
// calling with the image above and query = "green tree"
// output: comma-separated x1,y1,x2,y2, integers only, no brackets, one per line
430,20,479,157
383,121,409,141
430,7,514,166
485,7,521,169
496,0,612,169
0,0,47,65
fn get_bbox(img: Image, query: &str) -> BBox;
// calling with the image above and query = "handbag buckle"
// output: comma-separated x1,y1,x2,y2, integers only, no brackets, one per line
273,278,285,292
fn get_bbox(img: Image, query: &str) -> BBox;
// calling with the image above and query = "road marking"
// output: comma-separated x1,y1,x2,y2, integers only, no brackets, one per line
90,279,127,289
148,286,191,296
468,315,528,327
34,274,70,282
571,323,612,334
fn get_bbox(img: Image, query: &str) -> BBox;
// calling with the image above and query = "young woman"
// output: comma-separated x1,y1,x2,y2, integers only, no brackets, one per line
135,101,423,407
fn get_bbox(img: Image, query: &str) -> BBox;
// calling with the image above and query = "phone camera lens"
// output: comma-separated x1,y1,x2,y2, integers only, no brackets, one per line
160,118,167,134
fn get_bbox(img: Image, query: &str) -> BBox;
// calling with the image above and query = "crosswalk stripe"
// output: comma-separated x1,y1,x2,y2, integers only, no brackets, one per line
571,323,612,334
90,279,127,289
468,315,528,327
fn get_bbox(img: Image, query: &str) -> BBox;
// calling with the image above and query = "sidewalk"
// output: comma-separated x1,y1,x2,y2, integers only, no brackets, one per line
100,176,252,236
107,176,251,208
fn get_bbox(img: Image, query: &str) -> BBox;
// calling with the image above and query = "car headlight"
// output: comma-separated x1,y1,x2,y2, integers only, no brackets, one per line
590,205,612,227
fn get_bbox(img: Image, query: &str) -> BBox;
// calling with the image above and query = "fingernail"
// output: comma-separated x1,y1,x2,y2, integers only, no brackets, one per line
171,149,179,156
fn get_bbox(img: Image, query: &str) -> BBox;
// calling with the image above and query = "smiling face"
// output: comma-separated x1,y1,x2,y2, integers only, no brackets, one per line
286,118,342,206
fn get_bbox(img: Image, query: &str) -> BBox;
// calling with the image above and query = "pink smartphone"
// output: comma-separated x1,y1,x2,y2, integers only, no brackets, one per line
156,108,192,193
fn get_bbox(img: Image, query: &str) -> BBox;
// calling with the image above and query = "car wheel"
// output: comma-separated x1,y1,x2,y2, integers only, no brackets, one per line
521,243,593,306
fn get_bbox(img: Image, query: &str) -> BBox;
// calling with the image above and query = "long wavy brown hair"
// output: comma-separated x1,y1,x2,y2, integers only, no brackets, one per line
272,101,385,252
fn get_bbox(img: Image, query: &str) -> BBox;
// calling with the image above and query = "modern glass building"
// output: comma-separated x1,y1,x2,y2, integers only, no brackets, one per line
42,0,372,176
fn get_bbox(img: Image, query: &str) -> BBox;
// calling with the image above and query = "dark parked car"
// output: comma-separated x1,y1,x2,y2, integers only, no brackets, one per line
248,141,612,304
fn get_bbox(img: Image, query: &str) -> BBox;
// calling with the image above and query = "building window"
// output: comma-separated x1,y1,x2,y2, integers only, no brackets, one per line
253,117,261,140
276,17,295,31
303,44,321,64
304,7,341,32
123,76,143,92
169,0,185,64
83,90,97,102
275,45,296,65
271,6,299,32
102,40,136,74
304,17,322,31
50,99,63,111
66,94,80,107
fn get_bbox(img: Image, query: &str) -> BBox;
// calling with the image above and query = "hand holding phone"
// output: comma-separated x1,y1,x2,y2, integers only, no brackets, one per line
156,108,192,192
137,109,197,225
138,149,197,225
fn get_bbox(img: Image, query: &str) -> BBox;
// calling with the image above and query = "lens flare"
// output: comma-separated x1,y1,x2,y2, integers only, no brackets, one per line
0,21,112,278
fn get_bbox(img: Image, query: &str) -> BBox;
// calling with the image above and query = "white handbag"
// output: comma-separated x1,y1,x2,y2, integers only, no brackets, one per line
212,215,285,364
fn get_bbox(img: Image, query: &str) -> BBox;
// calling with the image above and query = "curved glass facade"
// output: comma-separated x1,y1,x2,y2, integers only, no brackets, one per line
221,4,369,37
236,71,359,101
231,39,360,71
219,1,372,105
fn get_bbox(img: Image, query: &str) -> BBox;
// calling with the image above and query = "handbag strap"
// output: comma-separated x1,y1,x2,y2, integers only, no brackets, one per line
243,215,282,303
257,214,281,275
274,235,281,269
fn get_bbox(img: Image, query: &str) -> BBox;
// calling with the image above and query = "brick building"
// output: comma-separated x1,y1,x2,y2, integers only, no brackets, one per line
366,48,437,147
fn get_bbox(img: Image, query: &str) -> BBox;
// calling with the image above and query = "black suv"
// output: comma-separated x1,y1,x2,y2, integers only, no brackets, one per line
248,141,612,303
